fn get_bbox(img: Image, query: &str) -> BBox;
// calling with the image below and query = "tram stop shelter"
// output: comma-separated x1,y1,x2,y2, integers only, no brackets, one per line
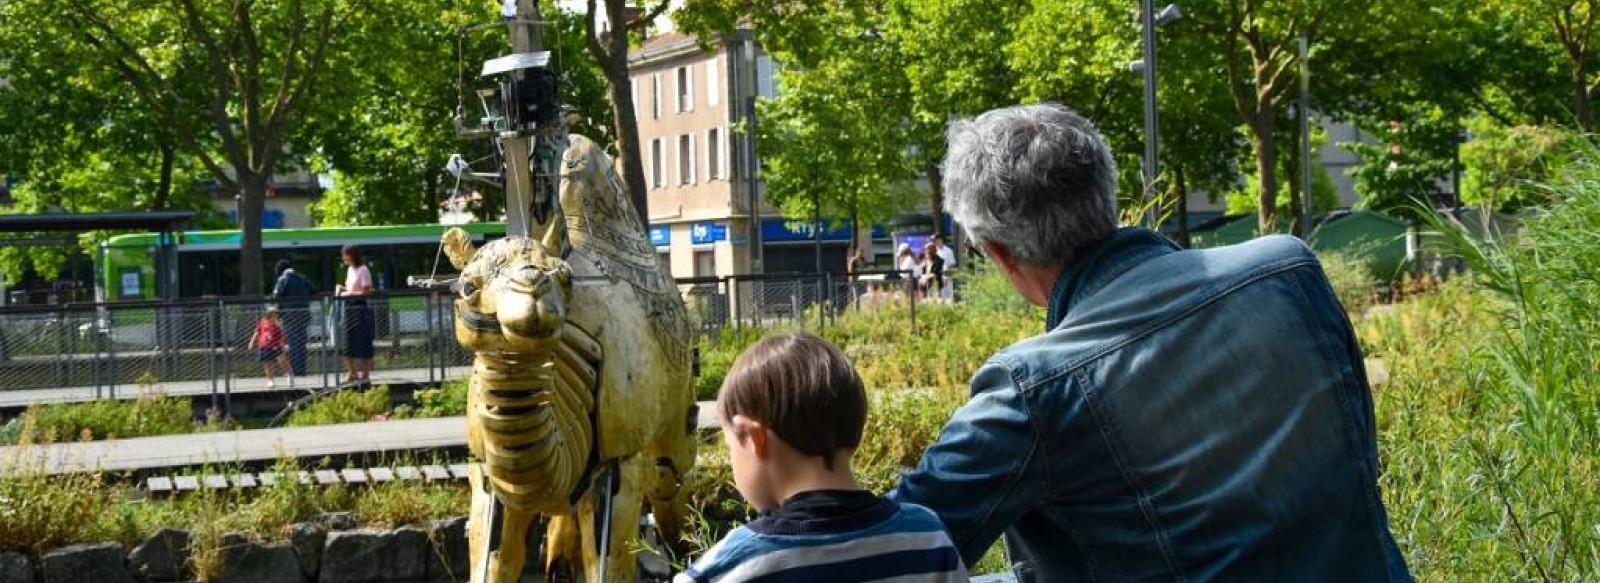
0,211,195,302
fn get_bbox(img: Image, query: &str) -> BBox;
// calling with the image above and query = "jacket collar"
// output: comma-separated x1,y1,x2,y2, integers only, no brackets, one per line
1045,227,1179,330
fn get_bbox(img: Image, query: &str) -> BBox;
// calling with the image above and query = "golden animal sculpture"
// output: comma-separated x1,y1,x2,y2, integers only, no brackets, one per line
443,134,697,583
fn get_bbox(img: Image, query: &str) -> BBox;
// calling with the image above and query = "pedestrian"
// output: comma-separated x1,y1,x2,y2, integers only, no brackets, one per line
336,245,375,385
895,243,921,299
271,260,316,376
921,240,945,302
888,103,1412,582
248,308,293,388
932,234,958,301
676,333,968,583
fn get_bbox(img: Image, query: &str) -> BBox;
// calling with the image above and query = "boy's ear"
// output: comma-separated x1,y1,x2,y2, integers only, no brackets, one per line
731,415,770,458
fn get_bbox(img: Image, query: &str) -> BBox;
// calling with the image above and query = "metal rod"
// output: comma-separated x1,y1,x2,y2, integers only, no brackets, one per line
1299,29,1314,240
1141,0,1161,229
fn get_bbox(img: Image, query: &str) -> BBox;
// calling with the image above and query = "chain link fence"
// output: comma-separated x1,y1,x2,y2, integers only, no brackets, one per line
0,291,472,406
0,272,948,406
679,270,945,334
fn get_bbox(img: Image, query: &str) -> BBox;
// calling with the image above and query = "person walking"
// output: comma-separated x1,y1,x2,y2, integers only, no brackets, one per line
248,308,293,388
336,245,376,385
271,260,316,376
888,103,1412,582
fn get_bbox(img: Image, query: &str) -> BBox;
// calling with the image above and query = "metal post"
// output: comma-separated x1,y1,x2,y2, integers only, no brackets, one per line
426,294,437,384
1299,29,1314,240
745,34,764,274
321,297,331,390
207,305,219,412
107,309,117,399
1140,0,1161,229
222,302,232,416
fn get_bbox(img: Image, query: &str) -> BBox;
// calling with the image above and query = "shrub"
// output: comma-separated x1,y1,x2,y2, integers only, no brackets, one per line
16,393,192,443
1317,251,1377,317
409,380,469,418
284,386,391,427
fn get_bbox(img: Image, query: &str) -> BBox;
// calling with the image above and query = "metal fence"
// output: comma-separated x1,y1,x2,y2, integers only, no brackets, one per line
0,291,470,408
0,272,947,407
678,270,943,334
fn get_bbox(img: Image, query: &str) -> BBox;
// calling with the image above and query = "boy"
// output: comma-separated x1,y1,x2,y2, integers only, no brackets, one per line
677,333,968,583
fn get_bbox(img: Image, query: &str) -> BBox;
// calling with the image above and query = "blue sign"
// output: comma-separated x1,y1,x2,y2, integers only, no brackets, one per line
758,219,890,243
691,222,728,245
648,225,670,247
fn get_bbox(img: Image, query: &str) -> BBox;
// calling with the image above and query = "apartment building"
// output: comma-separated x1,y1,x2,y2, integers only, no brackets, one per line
631,29,874,278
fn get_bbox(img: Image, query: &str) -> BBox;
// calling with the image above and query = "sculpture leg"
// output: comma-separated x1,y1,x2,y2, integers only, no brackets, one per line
469,465,539,583
577,457,647,583
643,401,697,552
545,514,581,582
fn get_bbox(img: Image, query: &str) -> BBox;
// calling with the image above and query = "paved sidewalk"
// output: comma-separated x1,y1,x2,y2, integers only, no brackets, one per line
1,400,719,476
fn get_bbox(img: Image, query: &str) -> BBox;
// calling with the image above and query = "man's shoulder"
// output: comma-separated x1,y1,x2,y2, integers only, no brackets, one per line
988,235,1324,391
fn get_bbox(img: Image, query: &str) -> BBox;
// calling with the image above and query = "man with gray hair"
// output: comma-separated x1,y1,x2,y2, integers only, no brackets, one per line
889,103,1411,582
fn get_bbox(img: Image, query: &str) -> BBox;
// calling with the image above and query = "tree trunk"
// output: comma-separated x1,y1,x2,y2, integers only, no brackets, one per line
237,171,267,296
1285,114,1304,237
605,65,650,225
1575,68,1595,133
1250,112,1279,235
153,142,175,211
926,161,945,237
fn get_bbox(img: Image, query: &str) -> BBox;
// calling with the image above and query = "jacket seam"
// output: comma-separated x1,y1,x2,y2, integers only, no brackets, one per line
1021,256,1316,393
1074,367,1190,583
1287,269,1402,579
958,420,1039,560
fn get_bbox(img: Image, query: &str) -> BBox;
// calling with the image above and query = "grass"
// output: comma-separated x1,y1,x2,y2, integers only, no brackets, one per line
1357,144,1600,582
283,386,392,426
0,455,469,560
4,393,195,445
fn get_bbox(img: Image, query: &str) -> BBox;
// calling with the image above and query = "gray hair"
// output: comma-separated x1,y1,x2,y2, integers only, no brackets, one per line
942,103,1119,267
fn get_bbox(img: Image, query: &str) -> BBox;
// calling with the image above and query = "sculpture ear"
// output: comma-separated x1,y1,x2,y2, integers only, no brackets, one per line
442,228,477,270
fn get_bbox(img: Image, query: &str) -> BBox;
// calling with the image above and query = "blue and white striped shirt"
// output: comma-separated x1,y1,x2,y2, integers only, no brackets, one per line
676,490,968,583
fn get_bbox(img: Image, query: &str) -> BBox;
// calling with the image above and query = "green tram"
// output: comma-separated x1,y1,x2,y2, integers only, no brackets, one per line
99,222,507,302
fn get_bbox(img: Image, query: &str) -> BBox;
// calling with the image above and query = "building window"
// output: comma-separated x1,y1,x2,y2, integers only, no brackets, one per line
708,128,722,180
694,250,716,278
678,134,695,185
676,66,693,113
706,60,720,107
651,138,664,188
651,73,661,119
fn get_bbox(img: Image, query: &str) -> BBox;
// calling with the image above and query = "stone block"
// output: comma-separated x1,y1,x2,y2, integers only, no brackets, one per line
41,542,134,583
316,513,358,532
424,517,468,582
285,523,325,581
220,542,303,583
0,552,32,583
129,528,191,582
317,528,426,583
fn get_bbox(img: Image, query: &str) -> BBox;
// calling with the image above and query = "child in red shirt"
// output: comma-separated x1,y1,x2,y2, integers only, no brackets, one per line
250,308,293,388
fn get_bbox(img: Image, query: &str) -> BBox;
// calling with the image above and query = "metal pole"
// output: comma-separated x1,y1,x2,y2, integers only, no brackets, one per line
745,34,764,275
1141,0,1161,229
1299,29,1314,240
813,192,823,274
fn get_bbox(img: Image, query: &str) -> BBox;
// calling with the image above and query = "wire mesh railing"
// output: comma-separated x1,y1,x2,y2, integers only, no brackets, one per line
0,292,473,408
0,272,951,407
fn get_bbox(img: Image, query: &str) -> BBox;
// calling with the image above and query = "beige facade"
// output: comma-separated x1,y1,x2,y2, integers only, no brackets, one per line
631,31,752,279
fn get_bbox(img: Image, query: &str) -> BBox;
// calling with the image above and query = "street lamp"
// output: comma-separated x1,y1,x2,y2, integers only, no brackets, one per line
1135,2,1181,230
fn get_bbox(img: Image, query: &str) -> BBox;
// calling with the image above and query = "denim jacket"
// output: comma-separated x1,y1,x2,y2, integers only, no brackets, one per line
890,228,1411,582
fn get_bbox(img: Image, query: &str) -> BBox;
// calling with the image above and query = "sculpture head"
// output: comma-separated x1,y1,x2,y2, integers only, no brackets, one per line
443,229,572,353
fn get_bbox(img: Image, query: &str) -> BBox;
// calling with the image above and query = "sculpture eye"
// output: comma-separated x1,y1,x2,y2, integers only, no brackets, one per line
459,280,478,298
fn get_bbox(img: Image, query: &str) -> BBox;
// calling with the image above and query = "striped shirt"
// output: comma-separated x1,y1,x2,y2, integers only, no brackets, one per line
676,490,968,583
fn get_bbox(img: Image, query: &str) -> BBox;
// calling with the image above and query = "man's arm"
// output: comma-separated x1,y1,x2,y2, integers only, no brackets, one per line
889,362,1045,567
271,274,287,299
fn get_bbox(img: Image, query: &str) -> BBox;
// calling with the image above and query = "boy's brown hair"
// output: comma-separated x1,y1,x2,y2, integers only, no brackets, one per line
717,333,867,470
